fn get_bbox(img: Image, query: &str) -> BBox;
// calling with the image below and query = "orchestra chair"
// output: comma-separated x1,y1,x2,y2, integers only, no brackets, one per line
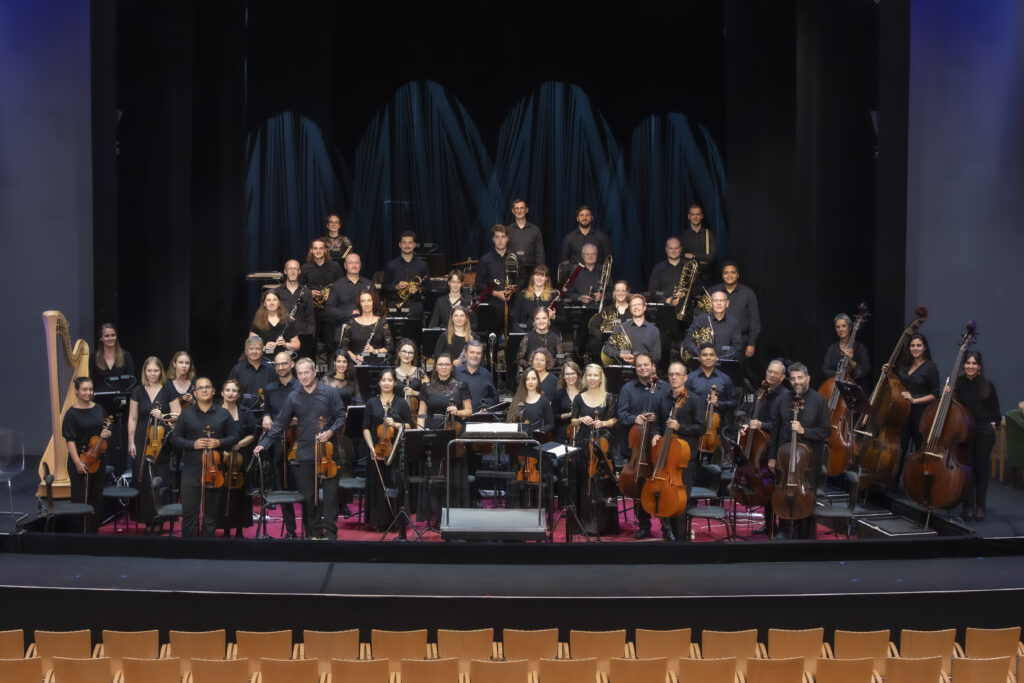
0,657,42,683
698,629,764,676
331,657,391,683
188,656,252,683
97,629,161,679
566,630,630,675
399,656,460,683
675,656,740,683
259,489,307,538
338,476,367,524
235,630,296,676
50,656,111,683
435,628,497,675
813,470,860,538
101,464,140,533
469,658,530,683
765,627,828,677
148,472,183,535
0,629,27,658
813,657,878,683
607,656,668,683
299,629,361,676
895,628,958,678
0,428,27,530
165,629,229,677
633,628,696,676
259,656,323,683
831,629,893,678
744,656,809,683
369,629,432,675
536,657,597,683
685,481,735,541
961,626,1023,676
882,655,947,683
500,629,561,675
37,462,94,532
951,656,1015,683
121,656,182,683
29,629,93,676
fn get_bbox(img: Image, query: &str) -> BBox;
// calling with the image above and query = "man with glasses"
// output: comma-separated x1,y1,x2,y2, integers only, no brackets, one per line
260,351,300,537
169,378,240,538
382,231,430,322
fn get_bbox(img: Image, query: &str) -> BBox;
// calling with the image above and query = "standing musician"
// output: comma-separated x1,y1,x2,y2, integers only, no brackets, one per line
740,359,792,535
228,336,276,401
616,353,671,539
822,313,871,385
952,350,1001,521
709,261,761,361
454,340,498,412
429,270,472,329
169,378,240,538
768,362,830,539
300,238,342,347
61,377,113,533
382,231,430,320
323,252,373,353
570,363,619,535
250,290,300,360
219,379,255,538
394,338,428,412
127,356,172,530
560,205,612,265
516,307,561,371
91,323,135,385
417,353,473,522
323,350,361,478
506,198,545,292
507,368,555,507
602,294,662,366
362,369,414,532
683,290,743,362
648,237,686,304
685,344,738,426
260,351,300,538
322,213,353,265
587,280,630,364
164,351,196,413
275,259,316,359
434,305,477,367
554,361,584,444
475,224,514,326
881,333,939,465
255,358,346,540
679,203,716,287
512,265,557,329
340,289,394,367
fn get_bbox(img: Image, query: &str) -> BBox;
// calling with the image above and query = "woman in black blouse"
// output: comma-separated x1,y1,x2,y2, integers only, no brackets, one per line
512,265,556,329
894,333,940,453
61,377,112,532
570,363,619,535
251,290,300,360
428,270,472,329
220,378,255,537
954,350,1001,521
322,350,360,478
516,307,561,370
506,368,555,507
528,348,559,401
822,312,870,385
91,323,135,386
126,356,171,527
341,289,394,367
434,306,477,367
362,369,414,532
553,361,584,444
417,353,473,520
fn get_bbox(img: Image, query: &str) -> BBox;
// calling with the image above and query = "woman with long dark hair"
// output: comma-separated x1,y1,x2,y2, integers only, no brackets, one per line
251,290,300,360
953,350,1001,521
416,353,472,521
61,377,112,532
220,378,255,537
340,289,394,367
894,333,940,453
362,369,414,532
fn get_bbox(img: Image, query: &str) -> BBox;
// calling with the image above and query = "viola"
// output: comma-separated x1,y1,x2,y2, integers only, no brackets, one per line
734,382,774,508
641,390,690,518
698,386,722,455
818,303,869,475
374,402,397,461
586,412,616,483
772,398,816,520
143,402,168,463
80,415,114,474
201,425,225,489
315,416,338,479
620,376,660,499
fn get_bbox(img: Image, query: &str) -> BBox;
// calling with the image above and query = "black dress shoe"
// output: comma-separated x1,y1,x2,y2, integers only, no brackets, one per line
634,528,651,539
661,526,676,542
752,525,770,535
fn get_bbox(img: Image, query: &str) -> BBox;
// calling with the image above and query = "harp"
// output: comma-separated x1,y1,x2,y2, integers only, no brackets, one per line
39,311,91,498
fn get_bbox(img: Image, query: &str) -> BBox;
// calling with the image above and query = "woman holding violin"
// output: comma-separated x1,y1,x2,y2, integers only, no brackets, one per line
251,290,300,360
571,363,619,535
554,361,584,445
362,369,414,531
341,289,394,367
61,377,113,532
417,353,473,521
395,338,427,414
219,379,255,538
822,313,871,385
506,369,555,507
322,350,361,478
954,351,1001,521
126,356,172,528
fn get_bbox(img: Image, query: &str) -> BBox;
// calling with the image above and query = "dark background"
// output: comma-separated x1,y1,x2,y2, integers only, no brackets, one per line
4,0,1021,449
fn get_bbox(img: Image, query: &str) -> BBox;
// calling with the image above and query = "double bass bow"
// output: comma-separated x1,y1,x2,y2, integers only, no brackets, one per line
641,389,690,519
772,398,816,521
818,303,869,476
619,375,660,499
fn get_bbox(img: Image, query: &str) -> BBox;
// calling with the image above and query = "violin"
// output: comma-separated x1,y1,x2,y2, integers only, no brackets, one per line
818,303,869,475
516,418,541,485
772,398,816,520
641,390,690,518
284,423,298,462
620,376,660,499
315,416,338,479
586,411,616,483
445,397,465,458
80,415,114,474
201,425,225,489
374,402,397,461
698,385,722,455
734,382,774,508
143,402,168,463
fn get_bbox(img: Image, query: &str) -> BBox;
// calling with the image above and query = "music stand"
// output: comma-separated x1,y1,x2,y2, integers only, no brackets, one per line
560,303,591,361
382,426,421,541
505,332,525,377
354,365,395,401
404,427,455,536
836,379,873,417
473,303,498,337
421,327,444,361
602,365,635,395
543,442,591,542
388,315,422,347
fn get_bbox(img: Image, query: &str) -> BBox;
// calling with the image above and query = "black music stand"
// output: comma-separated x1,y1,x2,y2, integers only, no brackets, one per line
543,442,591,543
836,379,873,417
473,303,498,338
382,426,421,541
560,304,591,361
388,316,422,349
354,365,395,401
404,427,455,536
421,327,444,361
505,332,525,381
602,365,635,395
94,378,136,478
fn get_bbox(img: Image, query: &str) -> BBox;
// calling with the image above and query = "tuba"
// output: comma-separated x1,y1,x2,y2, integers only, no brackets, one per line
395,275,425,307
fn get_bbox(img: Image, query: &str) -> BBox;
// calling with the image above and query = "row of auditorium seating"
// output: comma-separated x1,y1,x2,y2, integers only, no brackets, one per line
0,625,1021,682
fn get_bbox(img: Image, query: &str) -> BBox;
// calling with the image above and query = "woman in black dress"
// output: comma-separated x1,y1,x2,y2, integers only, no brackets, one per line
512,265,556,329
220,379,255,537
516,307,561,370
322,350,361,478
416,353,473,521
553,361,584,445
61,377,112,532
362,369,414,532
529,348,559,401
91,323,135,386
126,356,172,527
428,270,471,329
954,350,1001,521
251,290,300,361
822,312,870,385
394,339,428,416
570,363,619,535
507,369,555,507
341,289,394,367
434,306,476,368
894,333,940,453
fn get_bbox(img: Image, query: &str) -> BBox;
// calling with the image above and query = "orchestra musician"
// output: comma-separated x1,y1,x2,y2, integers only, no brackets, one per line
602,293,661,366
741,359,792,535
394,338,428,411
255,358,345,540
516,307,561,371
709,261,761,360
126,356,172,530
554,361,584,443
169,378,240,538
648,237,686,304
528,348,560,401
685,344,738,427
362,368,414,532
429,270,472,329
382,230,430,320
506,198,545,292
571,363,619,535
323,252,373,352
417,353,473,521
560,205,611,265
250,289,300,360
340,289,394,367
91,323,135,386
454,340,498,411
61,377,113,532
822,313,871,385
953,350,1001,521
322,213,352,264
227,336,276,402
219,378,255,538
512,265,557,329
882,333,939,469
164,351,196,415
434,305,476,367
275,259,316,359
679,203,716,287
260,351,300,538
323,350,361,478
683,290,743,362
586,280,630,364
300,238,341,346
475,224,514,325
616,353,671,539
567,244,606,305
507,368,555,507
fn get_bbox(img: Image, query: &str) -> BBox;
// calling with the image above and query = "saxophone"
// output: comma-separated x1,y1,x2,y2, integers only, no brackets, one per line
395,275,425,307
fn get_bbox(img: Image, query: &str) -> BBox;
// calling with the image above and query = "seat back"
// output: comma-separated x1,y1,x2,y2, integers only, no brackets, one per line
436,628,494,673
767,627,824,675
568,629,627,673
167,629,227,675
332,657,391,682
898,628,955,674
302,629,360,674
964,626,1021,662
745,656,805,683
676,656,737,683
634,628,692,673
501,628,559,673
701,629,761,674
608,656,667,683
33,629,92,672
236,629,294,674
370,629,429,673
814,657,875,683
101,629,160,677
884,655,944,683
832,629,891,675
51,656,110,683
0,630,26,659
121,656,182,683
260,656,320,683
537,657,597,683
0,429,25,483
469,658,529,683
189,657,252,683
400,657,460,683
952,655,1015,683
0,657,43,683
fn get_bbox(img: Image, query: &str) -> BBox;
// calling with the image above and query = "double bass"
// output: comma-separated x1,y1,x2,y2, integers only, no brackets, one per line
856,307,928,492
733,382,774,508
818,303,869,475
902,322,975,512
772,399,816,520
641,390,690,519
619,377,660,499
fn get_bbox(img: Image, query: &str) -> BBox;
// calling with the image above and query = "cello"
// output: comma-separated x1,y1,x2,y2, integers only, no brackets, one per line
733,382,774,508
619,376,660,499
818,303,869,475
856,306,928,492
772,398,816,521
641,390,690,519
902,322,975,513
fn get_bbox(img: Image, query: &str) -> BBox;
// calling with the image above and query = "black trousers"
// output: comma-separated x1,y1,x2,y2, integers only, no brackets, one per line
965,427,995,511
294,461,340,539
268,444,298,535
180,463,222,538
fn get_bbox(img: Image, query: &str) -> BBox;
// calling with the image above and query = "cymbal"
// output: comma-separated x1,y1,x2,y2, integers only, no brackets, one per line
452,258,479,267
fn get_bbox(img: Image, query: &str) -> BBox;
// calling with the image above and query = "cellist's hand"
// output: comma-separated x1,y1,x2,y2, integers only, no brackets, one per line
667,418,679,431
791,421,804,435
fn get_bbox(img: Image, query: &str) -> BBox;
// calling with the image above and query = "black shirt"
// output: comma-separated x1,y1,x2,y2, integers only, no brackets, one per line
91,351,136,387
62,404,108,454
300,259,341,290
274,283,315,336
954,375,1001,431
505,221,545,268
324,275,373,323
648,260,685,300
169,403,241,466
822,341,871,383
709,282,761,347
257,382,346,463
475,249,511,298
569,266,605,302
560,227,611,265
228,359,277,401
679,227,716,265
454,365,498,411
382,256,430,299
264,376,300,420
684,312,744,360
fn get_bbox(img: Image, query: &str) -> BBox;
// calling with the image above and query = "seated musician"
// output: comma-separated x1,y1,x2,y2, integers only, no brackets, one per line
251,290,300,361
275,259,316,359
300,238,342,346
709,261,761,360
91,323,135,386
169,378,240,538
362,369,414,533
515,307,561,371
601,293,661,366
62,377,113,533
587,280,630,364
822,312,871,386
528,348,560,401
647,237,685,304
567,243,605,305
570,363,619,535
323,252,373,353
739,359,792,535
394,338,428,411
259,351,300,537
434,305,477,368
685,344,737,426
340,289,393,367
417,353,473,521
682,290,742,362
474,224,514,327
227,336,276,408
382,231,430,321
255,358,345,540
512,265,557,329
454,340,498,412
322,213,353,265
429,270,472,329
616,353,671,539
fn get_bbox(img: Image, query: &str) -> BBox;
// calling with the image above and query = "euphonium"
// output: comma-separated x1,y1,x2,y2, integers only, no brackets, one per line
395,275,425,306
674,259,700,320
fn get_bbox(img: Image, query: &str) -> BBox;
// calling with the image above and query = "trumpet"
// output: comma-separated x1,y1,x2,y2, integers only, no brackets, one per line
395,275,425,307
